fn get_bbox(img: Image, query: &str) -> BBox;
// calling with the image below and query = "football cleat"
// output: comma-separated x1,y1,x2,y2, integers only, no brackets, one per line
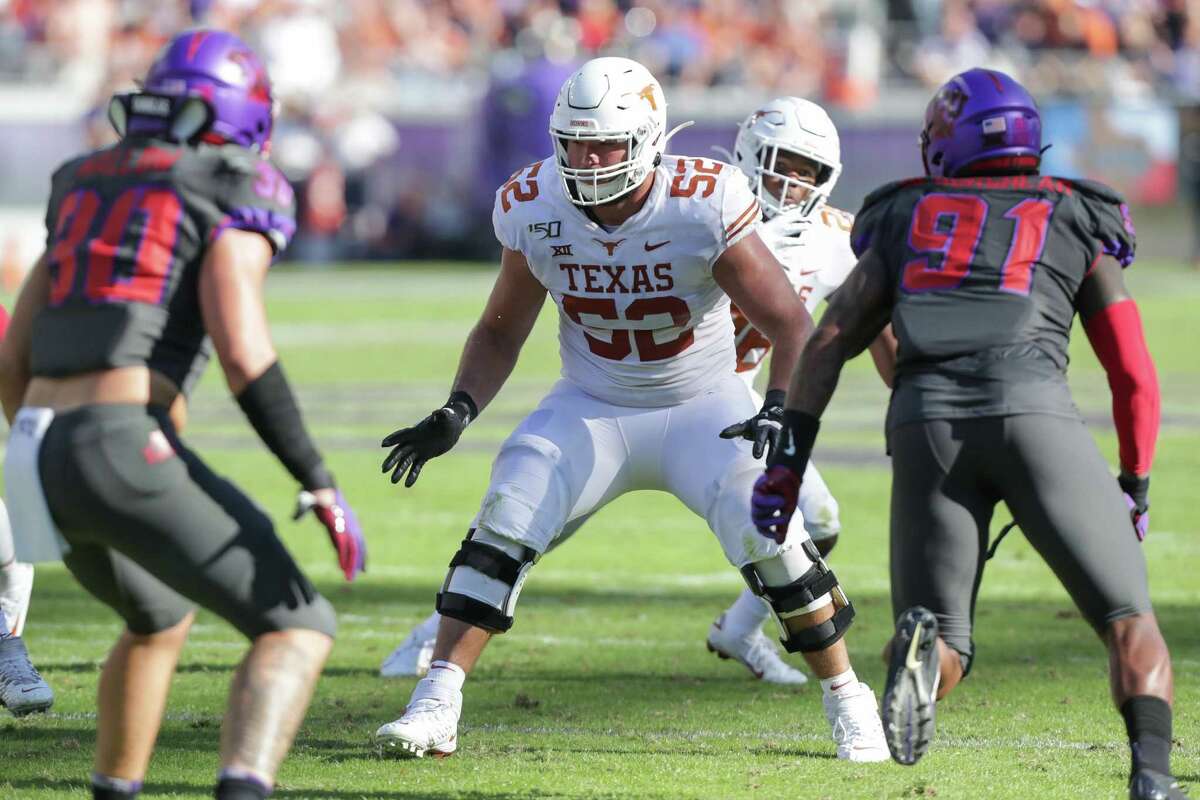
0,562,34,638
380,615,439,678
1130,768,1191,800
0,636,53,716
822,681,889,762
882,606,941,765
706,615,808,685
375,696,460,759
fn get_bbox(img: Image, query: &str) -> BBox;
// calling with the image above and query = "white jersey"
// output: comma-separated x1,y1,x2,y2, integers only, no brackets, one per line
493,155,762,407
732,204,858,379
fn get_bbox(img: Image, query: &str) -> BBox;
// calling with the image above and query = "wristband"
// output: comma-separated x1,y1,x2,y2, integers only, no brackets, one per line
445,390,479,424
236,361,332,490
1118,472,1149,509
768,409,820,474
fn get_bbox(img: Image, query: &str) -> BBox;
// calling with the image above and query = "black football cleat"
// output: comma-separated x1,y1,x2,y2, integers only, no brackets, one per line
1130,768,1190,800
882,606,940,766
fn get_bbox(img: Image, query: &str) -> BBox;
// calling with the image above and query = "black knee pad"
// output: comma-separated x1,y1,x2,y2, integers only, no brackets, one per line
437,529,536,633
742,540,855,653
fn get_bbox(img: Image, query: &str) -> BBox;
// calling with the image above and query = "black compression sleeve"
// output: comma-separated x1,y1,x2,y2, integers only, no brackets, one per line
235,361,333,490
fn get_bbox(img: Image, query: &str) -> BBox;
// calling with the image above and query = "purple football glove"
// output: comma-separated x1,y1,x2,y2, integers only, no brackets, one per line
751,465,802,544
1118,472,1150,542
295,489,367,581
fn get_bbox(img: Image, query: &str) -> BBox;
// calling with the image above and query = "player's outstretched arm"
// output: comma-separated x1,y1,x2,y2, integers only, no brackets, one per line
381,246,546,487
752,249,892,542
0,254,49,424
1078,254,1160,539
200,229,365,580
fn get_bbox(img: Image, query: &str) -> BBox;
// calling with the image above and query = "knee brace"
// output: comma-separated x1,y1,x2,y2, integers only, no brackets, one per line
741,540,855,653
436,528,537,633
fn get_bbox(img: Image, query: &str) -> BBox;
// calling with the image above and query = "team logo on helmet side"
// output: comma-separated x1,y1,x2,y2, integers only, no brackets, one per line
927,80,968,142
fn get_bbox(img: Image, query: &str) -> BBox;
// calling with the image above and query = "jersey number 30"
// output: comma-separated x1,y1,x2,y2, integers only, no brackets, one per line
48,186,182,306
902,193,1054,296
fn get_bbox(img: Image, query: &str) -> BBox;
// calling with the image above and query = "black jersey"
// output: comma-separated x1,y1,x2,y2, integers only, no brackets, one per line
31,138,296,394
851,174,1136,430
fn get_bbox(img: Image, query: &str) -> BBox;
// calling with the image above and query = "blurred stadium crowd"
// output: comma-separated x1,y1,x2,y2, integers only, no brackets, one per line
0,0,1197,259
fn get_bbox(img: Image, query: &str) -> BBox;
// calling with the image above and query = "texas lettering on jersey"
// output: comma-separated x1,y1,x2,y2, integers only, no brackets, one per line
493,155,760,407
731,205,859,376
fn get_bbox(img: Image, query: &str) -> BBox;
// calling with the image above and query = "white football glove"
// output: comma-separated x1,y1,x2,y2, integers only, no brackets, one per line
758,209,812,257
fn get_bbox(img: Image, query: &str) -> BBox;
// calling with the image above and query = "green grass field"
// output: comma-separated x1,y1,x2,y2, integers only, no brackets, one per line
2,261,1198,799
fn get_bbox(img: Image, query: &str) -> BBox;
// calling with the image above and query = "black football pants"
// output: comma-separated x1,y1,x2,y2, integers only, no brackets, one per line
39,404,335,638
888,413,1152,672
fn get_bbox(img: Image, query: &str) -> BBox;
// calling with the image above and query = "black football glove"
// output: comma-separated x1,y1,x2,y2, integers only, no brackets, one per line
720,389,786,460
381,391,477,487
1118,471,1150,541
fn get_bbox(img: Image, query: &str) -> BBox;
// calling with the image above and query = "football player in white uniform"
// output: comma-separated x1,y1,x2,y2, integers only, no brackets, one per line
373,58,888,763
379,97,896,687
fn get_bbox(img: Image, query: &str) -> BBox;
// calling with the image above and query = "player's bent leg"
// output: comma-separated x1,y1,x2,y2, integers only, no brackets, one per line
1105,614,1188,799
706,589,807,685
93,613,194,784
219,627,333,791
379,511,596,680
377,527,540,760
997,415,1186,796
741,542,886,762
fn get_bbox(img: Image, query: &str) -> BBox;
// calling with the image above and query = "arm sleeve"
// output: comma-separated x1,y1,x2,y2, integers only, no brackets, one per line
1083,298,1159,475
211,158,298,255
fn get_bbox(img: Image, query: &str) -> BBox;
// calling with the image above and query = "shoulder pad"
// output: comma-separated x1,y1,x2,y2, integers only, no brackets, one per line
857,177,930,217
818,205,854,232
1058,177,1127,207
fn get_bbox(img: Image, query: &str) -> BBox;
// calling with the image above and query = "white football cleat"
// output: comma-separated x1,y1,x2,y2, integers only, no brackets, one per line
375,696,460,759
0,636,53,716
0,563,34,638
380,615,439,678
823,681,889,762
706,614,808,685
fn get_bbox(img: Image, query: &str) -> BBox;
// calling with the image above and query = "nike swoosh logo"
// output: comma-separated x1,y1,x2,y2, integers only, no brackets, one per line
905,622,924,670
781,430,795,456
798,269,820,276
644,240,670,251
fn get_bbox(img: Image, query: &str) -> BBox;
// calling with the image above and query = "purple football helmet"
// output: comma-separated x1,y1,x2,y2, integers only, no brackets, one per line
122,29,274,152
920,68,1041,178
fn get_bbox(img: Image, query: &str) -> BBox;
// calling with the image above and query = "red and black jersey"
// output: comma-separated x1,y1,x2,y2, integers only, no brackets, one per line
31,137,296,395
851,174,1136,430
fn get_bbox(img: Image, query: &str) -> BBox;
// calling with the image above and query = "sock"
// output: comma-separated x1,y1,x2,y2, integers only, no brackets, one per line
719,590,773,638
1121,695,1173,776
215,768,272,799
0,609,10,640
91,773,142,799
820,668,858,696
412,660,465,704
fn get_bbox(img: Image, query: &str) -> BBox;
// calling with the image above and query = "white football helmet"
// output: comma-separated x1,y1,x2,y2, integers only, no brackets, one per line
734,96,842,220
549,57,669,206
